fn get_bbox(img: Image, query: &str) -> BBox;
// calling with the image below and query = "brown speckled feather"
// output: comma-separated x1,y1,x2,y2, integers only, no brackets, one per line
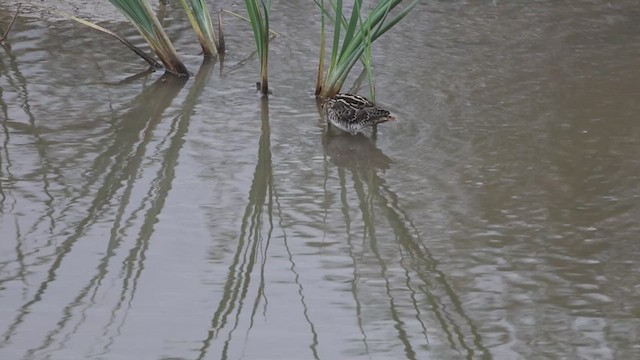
322,94,395,135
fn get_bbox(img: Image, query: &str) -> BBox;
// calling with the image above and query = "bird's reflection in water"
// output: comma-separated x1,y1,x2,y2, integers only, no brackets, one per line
318,124,488,358
321,130,392,172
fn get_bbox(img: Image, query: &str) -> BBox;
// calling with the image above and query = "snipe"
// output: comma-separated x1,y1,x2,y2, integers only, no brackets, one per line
322,93,395,135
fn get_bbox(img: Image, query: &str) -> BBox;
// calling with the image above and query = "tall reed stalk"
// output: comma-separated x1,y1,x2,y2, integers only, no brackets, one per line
315,0,418,98
109,0,189,76
244,0,272,95
178,0,219,57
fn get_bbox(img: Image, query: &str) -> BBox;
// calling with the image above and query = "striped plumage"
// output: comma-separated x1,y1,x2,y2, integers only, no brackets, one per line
322,93,395,135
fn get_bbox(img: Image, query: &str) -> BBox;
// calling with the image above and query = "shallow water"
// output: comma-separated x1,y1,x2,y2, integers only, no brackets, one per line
1,1,640,359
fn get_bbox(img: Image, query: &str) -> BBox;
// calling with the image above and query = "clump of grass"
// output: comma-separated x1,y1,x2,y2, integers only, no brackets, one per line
178,0,220,57
315,0,418,98
109,0,189,76
243,0,272,95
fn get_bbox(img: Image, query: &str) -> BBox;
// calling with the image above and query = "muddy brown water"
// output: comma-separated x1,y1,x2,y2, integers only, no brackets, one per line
1,1,640,359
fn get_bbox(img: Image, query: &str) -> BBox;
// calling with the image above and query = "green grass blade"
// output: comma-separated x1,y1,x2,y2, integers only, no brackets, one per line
338,2,391,65
339,0,362,57
315,0,326,95
260,0,270,94
331,46,364,91
178,0,218,56
317,0,417,97
109,0,188,76
361,11,375,101
313,0,339,26
244,0,261,58
220,9,280,37
327,0,343,76
327,0,349,29
47,7,162,69
244,0,271,95
372,0,419,41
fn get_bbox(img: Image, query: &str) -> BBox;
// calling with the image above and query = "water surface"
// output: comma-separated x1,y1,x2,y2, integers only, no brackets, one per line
1,1,640,359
